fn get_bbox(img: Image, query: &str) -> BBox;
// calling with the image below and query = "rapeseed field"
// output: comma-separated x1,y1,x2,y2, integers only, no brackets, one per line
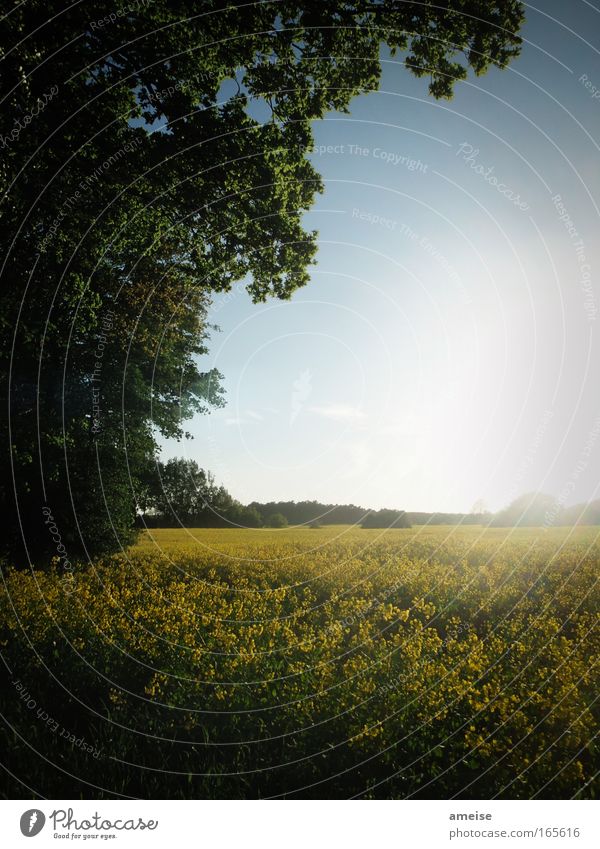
1,525,597,798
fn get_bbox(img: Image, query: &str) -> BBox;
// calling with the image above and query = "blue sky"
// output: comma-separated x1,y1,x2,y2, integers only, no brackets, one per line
163,1,600,513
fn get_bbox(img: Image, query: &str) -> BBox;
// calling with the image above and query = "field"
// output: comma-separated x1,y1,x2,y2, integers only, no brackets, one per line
1,525,598,799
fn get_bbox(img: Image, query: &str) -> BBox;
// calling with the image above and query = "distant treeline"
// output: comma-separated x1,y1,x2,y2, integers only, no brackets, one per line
489,492,600,527
138,460,600,530
406,511,488,525
248,500,369,526
248,502,413,528
137,461,489,529
137,461,417,529
247,502,486,528
137,458,263,529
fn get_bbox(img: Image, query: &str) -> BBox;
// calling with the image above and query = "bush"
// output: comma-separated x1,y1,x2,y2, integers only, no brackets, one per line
266,512,288,528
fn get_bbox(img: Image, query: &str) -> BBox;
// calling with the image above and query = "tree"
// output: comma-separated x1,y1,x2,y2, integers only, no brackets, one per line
267,513,289,529
140,457,264,528
223,503,264,529
361,509,411,529
491,493,559,527
561,500,600,526
0,1,525,565
145,458,214,525
249,499,373,525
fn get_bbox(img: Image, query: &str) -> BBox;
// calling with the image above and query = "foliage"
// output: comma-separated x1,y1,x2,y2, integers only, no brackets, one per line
408,511,491,525
361,509,411,529
143,457,230,525
250,501,492,527
250,500,369,526
140,457,264,528
1,525,596,799
561,499,600,525
491,493,559,527
492,494,600,528
266,512,289,528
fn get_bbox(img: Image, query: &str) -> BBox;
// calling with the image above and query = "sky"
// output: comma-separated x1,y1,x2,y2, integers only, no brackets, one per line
162,1,600,514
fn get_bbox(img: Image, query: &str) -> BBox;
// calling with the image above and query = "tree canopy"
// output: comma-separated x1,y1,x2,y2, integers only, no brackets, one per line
0,1,525,564
361,508,411,529
140,457,262,527
490,492,558,527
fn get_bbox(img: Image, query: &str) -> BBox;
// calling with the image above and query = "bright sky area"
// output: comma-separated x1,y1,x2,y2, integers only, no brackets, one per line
162,1,600,513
